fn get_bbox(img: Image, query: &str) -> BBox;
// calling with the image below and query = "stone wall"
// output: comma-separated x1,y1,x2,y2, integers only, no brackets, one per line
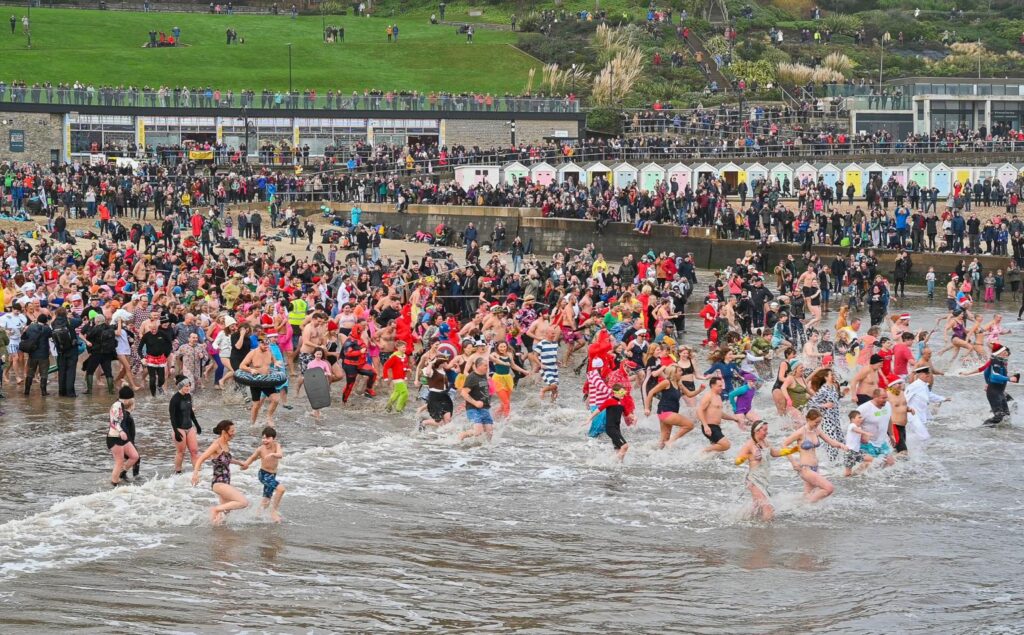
443,119,580,148
332,204,1011,282
0,112,63,164
230,201,1011,282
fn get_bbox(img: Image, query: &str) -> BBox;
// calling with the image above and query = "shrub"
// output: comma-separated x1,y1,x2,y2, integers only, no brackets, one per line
703,34,731,58
587,108,622,134
822,13,863,35
727,59,778,86
517,12,542,33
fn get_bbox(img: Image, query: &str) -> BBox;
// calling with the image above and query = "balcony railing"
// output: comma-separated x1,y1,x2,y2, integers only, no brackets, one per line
0,85,582,113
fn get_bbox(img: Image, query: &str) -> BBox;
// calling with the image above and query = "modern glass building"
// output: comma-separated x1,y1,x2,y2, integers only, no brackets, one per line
844,77,1024,136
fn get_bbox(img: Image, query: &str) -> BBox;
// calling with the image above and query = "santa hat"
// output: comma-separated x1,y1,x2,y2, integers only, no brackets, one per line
886,375,905,386
992,343,1009,356
898,313,911,321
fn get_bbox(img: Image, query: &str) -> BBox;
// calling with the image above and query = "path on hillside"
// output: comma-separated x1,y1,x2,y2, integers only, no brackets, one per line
683,31,731,89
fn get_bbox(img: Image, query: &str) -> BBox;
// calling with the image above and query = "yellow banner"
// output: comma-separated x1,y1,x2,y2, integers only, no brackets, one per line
188,149,214,160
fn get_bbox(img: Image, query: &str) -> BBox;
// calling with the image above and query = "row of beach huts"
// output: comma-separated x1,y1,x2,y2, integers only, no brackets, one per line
453,161,1024,198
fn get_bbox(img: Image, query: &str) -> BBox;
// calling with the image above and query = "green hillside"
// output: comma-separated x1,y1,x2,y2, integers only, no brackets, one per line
0,8,540,94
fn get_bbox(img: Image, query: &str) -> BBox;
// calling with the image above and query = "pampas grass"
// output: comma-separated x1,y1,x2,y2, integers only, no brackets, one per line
776,62,814,85
592,47,644,107
822,52,855,75
541,63,592,94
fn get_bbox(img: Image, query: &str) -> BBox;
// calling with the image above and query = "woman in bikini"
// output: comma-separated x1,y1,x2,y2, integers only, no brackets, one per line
645,365,704,449
674,345,705,408
782,409,847,503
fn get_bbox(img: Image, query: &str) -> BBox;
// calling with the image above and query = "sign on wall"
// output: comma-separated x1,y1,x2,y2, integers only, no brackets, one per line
9,130,25,152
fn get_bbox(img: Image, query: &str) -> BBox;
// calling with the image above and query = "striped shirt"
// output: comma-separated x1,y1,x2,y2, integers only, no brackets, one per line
533,339,559,372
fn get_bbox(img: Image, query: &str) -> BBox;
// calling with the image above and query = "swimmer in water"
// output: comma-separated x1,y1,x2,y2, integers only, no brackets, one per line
192,420,250,525
241,426,286,523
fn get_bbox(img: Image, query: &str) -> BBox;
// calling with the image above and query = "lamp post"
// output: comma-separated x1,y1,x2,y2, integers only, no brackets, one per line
26,0,31,49
571,63,577,95
878,37,885,95
238,106,251,163
286,43,293,95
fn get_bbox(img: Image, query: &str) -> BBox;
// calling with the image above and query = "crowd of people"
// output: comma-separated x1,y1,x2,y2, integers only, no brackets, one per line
0,180,1013,524
0,81,580,113
6,153,1024,266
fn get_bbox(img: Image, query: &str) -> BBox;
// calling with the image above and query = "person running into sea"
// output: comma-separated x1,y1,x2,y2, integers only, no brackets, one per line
381,340,410,414
457,356,494,442
169,375,201,473
420,349,454,429
191,420,249,526
489,340,527,418
241,426,286,523
107,386,140,486
238,335,282,427
963,342,1020,426
531,325,561,403
726,371,761,430
303,347,334,420
589,383,631,462
696,377,742,454
781,409,848,503
734,420,798,521
842,410,874,477
645,364,704,448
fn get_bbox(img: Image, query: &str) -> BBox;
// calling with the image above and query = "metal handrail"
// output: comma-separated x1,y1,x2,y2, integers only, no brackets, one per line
0,85,582,113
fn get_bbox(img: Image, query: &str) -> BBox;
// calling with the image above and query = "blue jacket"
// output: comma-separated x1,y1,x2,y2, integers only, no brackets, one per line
985,357,1009,386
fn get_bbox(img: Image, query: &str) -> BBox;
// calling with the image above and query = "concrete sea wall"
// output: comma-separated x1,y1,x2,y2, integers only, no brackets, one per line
275,202,1012,282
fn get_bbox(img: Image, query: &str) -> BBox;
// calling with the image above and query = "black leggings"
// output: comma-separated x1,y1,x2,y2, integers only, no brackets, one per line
148,365,166,396
606,419,627,449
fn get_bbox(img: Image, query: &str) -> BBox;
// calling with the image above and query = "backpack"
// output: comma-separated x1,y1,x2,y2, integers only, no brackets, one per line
18,325,39,354
52,324,75,353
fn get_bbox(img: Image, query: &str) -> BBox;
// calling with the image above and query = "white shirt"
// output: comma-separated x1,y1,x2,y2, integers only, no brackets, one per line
336,283,350,308
857,400,893,447
1,312,28,343
905,378,944,424
845,423,864,452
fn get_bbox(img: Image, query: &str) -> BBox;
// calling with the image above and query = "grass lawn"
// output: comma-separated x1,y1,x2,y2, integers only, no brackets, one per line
0,8,540,94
